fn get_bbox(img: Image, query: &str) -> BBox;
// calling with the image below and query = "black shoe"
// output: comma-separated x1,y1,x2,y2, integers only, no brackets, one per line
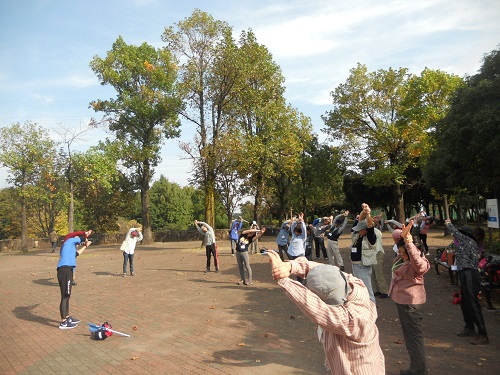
374,292,382,296
470,334,489,345
457,328,476,337
68,316,80,324
379,293,389,299
215,267,219,273
206,268,210,272
59,319,77,330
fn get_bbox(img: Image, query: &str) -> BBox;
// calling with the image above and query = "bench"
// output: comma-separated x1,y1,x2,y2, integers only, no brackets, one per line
434,257,459,285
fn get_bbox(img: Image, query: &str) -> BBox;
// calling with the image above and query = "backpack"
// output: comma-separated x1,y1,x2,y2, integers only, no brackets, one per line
92,322,113,340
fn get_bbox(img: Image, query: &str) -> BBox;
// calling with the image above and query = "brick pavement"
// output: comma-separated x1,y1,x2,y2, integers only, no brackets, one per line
0,230,499,374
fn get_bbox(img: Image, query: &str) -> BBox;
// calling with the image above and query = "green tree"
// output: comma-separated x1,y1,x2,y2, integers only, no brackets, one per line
150,176,195,230
27,151,67,237
0,188,20,239
89,36,182,243
214,132,246,228
425,47,500,199
291,136,345,219
0,122,56,251
323,64,463,221
162,9,239,228
55,125,92,233
230,31,313,222
71,142,135,232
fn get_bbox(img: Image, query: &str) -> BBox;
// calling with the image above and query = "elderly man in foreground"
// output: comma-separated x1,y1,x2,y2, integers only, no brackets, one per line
267,250,385,375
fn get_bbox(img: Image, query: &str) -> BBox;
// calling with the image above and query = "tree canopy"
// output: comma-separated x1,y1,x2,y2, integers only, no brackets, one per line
322,63,463,221
0,122,56,250
89,36,183,243
425,47,500,198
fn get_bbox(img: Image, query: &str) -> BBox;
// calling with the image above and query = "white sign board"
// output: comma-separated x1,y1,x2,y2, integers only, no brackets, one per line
487,199,499,229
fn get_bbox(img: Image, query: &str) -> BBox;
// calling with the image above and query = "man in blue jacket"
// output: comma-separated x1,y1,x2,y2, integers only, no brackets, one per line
275,219,291,261
57,236,92,329
229,217,244,256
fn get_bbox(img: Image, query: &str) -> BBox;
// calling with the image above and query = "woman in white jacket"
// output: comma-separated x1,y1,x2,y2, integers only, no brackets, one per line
121,227,143,276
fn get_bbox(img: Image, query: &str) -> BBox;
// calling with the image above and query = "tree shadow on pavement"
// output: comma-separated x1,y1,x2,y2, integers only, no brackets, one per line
153,268,204,273
93,271,122,276
32,278,58,286
13,304,60,327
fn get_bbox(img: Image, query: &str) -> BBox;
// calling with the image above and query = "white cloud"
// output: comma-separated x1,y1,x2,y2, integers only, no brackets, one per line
1,0,500,188
64,74,99,88
33,94,55,105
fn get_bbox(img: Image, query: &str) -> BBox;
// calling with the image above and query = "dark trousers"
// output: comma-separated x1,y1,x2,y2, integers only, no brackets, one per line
314,237,327,259
206,243,218,269
396,303,427,375
277,244,288,261
420,233,428,253
305,245,313,261
458,268,487,334
57,267,73,320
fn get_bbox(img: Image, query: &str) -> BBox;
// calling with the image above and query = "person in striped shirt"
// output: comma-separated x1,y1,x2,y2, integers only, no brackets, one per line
267,251,385,375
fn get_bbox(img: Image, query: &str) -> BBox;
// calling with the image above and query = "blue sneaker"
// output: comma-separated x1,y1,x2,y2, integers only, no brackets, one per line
68,316,80,324
59,319,77,330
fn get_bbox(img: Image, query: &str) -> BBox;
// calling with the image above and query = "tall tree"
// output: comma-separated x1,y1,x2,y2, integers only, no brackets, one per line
230,31,312,221
27,151,67,237
89,36,182,243
0,122,56,252
162,9,238,228
214,132,246,227
291,136,345,218
323,63,462,221
54,125,92,233
71,142,135,232
425,47,500,199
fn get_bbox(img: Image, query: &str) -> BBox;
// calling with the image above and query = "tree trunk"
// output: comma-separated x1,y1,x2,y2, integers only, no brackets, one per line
396,185,405,223
68,180,74,233
141,161,153,244
141,185,153,244
226,204,232,230
253,173,264,223
21,193,28,253
205,176,216,228
443,195,450,235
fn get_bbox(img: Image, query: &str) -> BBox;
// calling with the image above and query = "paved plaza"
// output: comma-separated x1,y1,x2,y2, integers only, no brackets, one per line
0,230,499,374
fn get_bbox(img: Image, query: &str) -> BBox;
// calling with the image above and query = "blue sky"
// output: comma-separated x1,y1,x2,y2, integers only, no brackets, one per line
1,0,499,187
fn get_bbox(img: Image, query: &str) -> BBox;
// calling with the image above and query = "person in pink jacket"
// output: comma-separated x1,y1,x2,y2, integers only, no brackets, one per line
389,220,430,375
